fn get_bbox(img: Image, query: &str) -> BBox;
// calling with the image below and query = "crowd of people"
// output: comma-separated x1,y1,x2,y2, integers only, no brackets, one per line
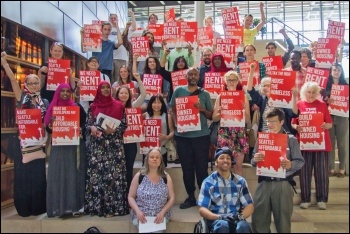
1,2,348,233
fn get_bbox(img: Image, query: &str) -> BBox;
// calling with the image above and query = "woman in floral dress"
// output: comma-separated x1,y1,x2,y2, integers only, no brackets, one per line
212,71,251,176
84,81,128,217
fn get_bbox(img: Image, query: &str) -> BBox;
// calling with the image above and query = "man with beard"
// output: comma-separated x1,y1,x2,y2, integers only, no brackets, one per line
170,67,213,209
197,147,254,233
122,22,159,75
198,48,213,88
283,50,306,97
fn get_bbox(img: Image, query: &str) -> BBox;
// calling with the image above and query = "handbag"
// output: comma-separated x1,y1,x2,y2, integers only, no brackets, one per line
164,139,177,162
209,121,220,146
21,145,46,163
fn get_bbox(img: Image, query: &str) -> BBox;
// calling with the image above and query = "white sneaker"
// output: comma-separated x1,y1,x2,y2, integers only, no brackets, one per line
300,202,311,209
317,202,327,210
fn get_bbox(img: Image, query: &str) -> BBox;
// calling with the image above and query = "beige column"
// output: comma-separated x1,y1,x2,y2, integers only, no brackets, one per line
194,1,205,67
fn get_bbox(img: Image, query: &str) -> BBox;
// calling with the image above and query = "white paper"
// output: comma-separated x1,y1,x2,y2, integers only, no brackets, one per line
96,113,121,130
138,216,166,233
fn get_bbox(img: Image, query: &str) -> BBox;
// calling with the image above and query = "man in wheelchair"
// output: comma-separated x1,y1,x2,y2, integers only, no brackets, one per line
197,147,254,233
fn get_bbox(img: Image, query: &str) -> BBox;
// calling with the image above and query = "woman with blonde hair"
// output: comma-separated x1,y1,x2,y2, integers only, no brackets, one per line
212,70,251,175
292,82,332,210
128,147,175,231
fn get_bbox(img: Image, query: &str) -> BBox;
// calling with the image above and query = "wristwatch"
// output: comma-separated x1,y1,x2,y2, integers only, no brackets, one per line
238,214,244,221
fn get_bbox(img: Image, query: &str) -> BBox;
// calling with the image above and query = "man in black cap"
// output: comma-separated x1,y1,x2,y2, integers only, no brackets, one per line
197,147,254,233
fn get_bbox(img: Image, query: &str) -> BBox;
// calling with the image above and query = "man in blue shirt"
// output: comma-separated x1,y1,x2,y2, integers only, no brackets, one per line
197,147,254,233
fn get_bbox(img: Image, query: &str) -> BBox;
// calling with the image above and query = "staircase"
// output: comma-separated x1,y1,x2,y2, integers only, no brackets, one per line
1,157,348,233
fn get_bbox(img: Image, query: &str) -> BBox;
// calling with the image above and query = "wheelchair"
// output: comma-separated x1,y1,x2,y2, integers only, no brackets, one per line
193,218,212,233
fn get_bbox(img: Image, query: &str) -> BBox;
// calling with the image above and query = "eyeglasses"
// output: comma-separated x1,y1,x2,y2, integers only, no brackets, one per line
226,79,238,83
262,84,270,88
26,82,40,86
266,120,279,124
89,60,99,63
203,54,212,57
53,42,63,47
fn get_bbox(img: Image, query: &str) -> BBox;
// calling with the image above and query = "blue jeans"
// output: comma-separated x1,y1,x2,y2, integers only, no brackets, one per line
207,219,251,233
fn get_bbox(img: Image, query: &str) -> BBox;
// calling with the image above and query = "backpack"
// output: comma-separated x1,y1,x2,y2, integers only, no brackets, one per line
139,173,167,184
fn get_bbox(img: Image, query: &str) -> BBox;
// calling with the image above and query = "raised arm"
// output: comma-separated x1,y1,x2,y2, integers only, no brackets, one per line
246,62,256,91
255,2,266,32
212,95,221,122
114,22,123,48
37,65,48,89
132,72,146,108
280,28,295,66
132,53,139,74
1,52,22,101
160,48,170,68
129,10,137,32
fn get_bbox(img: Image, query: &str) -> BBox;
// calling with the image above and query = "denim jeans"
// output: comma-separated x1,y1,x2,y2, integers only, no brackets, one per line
207,219,251,233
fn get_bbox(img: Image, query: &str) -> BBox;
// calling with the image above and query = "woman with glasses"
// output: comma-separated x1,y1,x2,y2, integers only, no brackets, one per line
38,42,76,103
212,71,251,176
1,52,48,217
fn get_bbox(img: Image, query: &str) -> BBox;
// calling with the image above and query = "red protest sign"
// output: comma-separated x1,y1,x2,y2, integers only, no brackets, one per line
52,106,80,145
220,91,245,127
216,39,236,68
305,67,329,89
16,109,45,147
148,24,164,46
315,38,339,69
256,132,287,178
175,95,201,132
225,25,244,44
329,84,349,117
326,20,345,44
262,56,283,76
164,21,182,48
114,82,136,101
268,70,296,109
180,21,198,46
79,70,100,101
221,7,240,26
131,37,150,61
204,72,225,99
142,74,163,100
47,58,71,91
165,8,175,22
299,113,325,150
83,24,102,52
197,27,214,48
171,70,188,91
124,108,145,143
239,61,260,91
140,119,161,154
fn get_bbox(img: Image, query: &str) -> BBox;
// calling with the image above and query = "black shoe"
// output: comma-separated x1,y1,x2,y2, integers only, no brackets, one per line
179,197,197,209
173,158,180,164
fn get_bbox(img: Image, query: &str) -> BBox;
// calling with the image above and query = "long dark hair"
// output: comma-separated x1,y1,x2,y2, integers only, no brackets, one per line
172,56,189,72
146,95,167,117
143,57,161,75
325,63,348,96
115,86,132,108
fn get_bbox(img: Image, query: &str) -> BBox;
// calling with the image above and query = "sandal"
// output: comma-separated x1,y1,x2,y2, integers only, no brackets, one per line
337,171,346,178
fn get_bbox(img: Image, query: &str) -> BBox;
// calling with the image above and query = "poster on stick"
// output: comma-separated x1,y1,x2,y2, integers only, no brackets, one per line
256,133,287,178
220,91,245,127
83,24,102,52
164,21,182,48
175,95,201,133
315,38,339,69
216,39,236,68
47,58,71,91
142,74,163,100
329,84,349,117
204,72,225,99
131,37,150,61
326,20,345,44
140,119,161,154
269,70,296,109
262,56,283,76
16,109,45,147
124,108,145,143
79,70,100,101
239,61,260,91
197,27,214,49
148,24,164,47
305,67,329,89
52,106,80,146
299,113,325,150
171,70,188,91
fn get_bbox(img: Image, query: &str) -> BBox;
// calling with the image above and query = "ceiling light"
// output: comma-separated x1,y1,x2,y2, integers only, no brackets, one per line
177,1,182,4
129,1,137,7
160,1,165,5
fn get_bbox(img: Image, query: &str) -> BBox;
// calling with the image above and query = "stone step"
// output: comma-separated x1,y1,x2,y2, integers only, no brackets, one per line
134,165,349,205
293,188,349,205
293,205,349,223
1,205,315,233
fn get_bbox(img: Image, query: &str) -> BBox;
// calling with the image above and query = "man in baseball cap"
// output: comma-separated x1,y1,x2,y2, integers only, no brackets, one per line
197,147,254,233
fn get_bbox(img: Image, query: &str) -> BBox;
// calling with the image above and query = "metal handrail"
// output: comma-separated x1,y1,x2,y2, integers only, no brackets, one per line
266,17,312,46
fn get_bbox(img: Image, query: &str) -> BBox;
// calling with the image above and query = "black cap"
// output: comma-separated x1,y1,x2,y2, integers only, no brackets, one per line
215,147,235,164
